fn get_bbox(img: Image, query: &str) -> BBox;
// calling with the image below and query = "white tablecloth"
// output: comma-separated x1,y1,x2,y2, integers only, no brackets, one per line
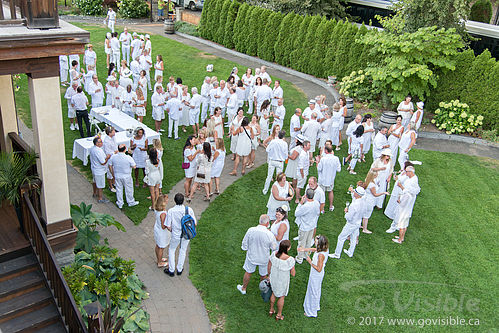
72,107,160,165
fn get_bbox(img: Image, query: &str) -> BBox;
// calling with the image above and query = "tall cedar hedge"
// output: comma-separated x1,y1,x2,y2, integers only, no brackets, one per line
223,0,240,49
199,1,499,131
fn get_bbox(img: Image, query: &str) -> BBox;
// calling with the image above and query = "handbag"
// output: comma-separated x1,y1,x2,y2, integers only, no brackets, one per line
196,172,205,179
181,162,190,169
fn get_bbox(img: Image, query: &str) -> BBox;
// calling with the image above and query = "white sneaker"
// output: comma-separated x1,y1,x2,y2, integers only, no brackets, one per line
293,236,299,241
236,284,246,295
128,201,139,207
349,170,357,175
262,189,267,195
343,249,353,258
385,228,396,234
328,253,340,259
75,124,79,130
70,123,75,131
329,206,335,211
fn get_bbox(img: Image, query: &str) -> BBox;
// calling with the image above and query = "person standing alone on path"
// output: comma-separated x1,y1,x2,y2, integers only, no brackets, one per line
237,215,277,295
165,193,197,276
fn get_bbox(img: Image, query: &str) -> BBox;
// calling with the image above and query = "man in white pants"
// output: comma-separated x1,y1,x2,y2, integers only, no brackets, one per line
110,32,120,67
108,144,139,209
59,55,69,86
301,112,321,156
237,214,277,294
119,27,132,64
317,145,341,211
330,186,365,259
152,85,166,132
200,76,212,123
272,98,286,131
89,137,111,203
226,87,238,125
165,193,197,276
289,108,302,151
271,80,283,113
262,130,288,195
208,81,218,116
295,140,311,202
295,189,320,264
166,96,182,139
130,33,142,63
105,8,116,33
88,75,104,108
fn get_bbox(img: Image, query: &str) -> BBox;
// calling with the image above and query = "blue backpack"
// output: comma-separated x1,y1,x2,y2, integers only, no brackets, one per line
181,206,196,240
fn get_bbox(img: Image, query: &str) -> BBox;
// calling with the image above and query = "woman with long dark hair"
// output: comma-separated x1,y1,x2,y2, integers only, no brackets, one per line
346,125,364,175
130,127,148,187
229,117,253,176
188,141,213,202
183,135,199,197
268,240,295,321
144,147,162,209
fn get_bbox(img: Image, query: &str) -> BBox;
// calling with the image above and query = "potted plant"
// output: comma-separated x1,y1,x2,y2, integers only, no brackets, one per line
0,150,39,228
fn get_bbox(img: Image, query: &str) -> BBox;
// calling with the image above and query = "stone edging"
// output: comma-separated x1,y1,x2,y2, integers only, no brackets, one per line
417,131,499,148
174,31,341,101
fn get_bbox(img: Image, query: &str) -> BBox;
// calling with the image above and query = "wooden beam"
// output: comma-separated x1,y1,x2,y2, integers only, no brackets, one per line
0,56,60,78
0,43,85,62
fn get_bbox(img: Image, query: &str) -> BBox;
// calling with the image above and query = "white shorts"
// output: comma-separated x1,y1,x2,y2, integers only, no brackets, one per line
243,257,268,276
152,108,165,121
189,110,200,125
135,107,146,117
106,168,113,180
296,172,308,189
320,184,333,192
92,172,106,189
68,106,76,118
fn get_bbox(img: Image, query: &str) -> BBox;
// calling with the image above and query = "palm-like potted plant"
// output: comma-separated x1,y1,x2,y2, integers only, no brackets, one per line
0,150,40,228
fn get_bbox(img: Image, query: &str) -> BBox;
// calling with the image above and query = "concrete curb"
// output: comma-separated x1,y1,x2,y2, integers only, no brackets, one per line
417,131,499,148
174,31,341,101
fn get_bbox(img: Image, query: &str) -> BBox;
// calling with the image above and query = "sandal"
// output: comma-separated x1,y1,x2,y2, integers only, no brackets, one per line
276,314,284,321
186,197,191,203
269,310,275,317
204,196,210,202
157,262,168,268
229,171,237,176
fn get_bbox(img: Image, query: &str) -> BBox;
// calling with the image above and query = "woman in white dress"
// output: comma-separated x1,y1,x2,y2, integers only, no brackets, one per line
370,150,393,209
398,122,417,170
241,68,253,107
180,85,191,133
153,194,170,268
397,95,414,128
167,76,177,98
384,161,413,221
134,87,146,123
153,139,164,193
119,60,128,77
138,70,148,101
188,142,212,202
319,112,332,149
229,117,253,176
248,114,261,168
236,80,246,108
337,97,348,150
270,207,290,245
361,114,374,160
259,100,271,144
210,138,226,195
183,136,199,197
130,128,148,188
213,107,224,141
268,240,295,321
300,235,329,318
249,74,262,114
144,148,162,209
104,32,111,69
387,115,404,166
267,173,293,220
361,171,390,234
105,78,114,106
285,138,303,188
154,54,164,82
346,126,364,175
229,108,244,156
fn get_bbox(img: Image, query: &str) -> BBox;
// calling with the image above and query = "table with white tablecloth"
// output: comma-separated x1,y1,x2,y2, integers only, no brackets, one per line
72,106,160,165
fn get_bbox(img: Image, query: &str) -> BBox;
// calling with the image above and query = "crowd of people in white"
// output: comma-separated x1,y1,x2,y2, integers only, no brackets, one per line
78,27,423,321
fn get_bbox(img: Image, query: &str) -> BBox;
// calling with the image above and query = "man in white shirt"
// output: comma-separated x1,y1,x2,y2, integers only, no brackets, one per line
304,177,326,214
373,127,390,160
215,80,229,118
70,86,91,138
152,85,166,132
89,137,111,203
271,80,283,113
110,32,120,66
295,140,311,202
121,84,136,118
302,100,318,121
262,130,288,195
295,189,320,264
330,186,366,259
139,50,153,91
144,34,152,55
301,112,321,156
105,7,116,33
112,80,124,110
226,87,238,125
130,33,142,62
84,44,97,72
165,193,197,276
108,144,139,209
289,108,302,151
130,58,141,89
88,75,104,108
59,55,69,86
119,27,132,64
271,98,285,131
346,114,362,154
237,215,277,295
317,145,341,211
200,76,212,123
259,65,271,84
64,81,79,130
190,87,203,135
209,81,219,116
166,96,182,139
255,78,272,116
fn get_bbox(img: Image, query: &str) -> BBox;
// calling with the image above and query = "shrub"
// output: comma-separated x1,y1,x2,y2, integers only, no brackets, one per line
309,18,335,77
339,70,378,102
175,21,200,37
470,0,493,23
289,15,312,69
216,0,231,44
298,15,323,73
332,22,358,78
274,12,296,66
223,0,241,49
432,100,484,135
117,0,149,18
232,3,249,50
73,0,104,16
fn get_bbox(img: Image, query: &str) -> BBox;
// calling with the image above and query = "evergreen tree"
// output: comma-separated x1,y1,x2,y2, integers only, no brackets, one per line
210,0,224,40
332,22,357,78
246,7,264,56
216,0,231,44
289,15,312,70
274,12,295,65
346,23,368,74
298,15,324,74
232,3,248,50
223,0,240,49
284,14,303,67
199,0,212,39
324,20,345,77
237,5,255,53
259,12,284,62
309,17,335,78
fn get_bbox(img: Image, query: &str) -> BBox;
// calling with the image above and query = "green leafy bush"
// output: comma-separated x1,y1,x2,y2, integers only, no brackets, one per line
232,2,249,51
339,70,378,102
223,0,241,49
175,21,200,36
432,100,484,135
62,246,150,333
118,0,150,18
73,0,105,16
470,0,493,23
215,0,231,44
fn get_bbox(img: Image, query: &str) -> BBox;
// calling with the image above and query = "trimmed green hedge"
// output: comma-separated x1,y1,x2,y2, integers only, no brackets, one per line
199,0,499,131
470,0,493,23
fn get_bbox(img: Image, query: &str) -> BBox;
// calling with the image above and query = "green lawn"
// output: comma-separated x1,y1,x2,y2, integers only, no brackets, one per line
190,149,499,332
14,23,305,224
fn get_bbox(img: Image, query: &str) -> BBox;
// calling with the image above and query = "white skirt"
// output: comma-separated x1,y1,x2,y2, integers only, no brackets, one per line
154,225,171,248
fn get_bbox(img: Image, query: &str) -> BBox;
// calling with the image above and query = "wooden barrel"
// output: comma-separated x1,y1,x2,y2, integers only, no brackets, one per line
344,98,354,123
378,111,398,129
164,19,175,34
